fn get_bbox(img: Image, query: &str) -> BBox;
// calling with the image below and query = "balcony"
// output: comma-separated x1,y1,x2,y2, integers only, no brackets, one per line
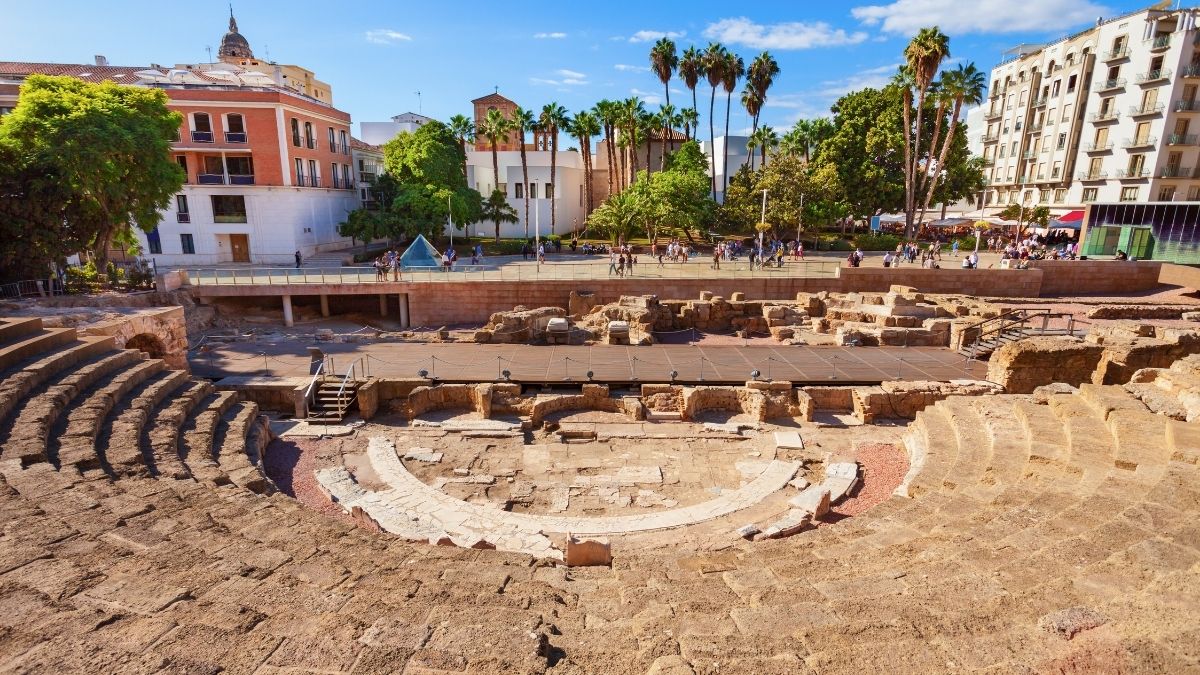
224,131,247,143
1083,141,1113,152
176,212,190,223
1182,64,1200,78
1129,102,1165,117
1104,46,1131,61
1123,136,1157,149
1115,169,1151,179
1077,170,1108,181
1168,133,1198,145
1026,122,1044,133
1159,166,1194,178
1148,35,1171,51
339,143,350,155
197,173,256,185
985,107,1003,120
1175,99,1200,112
1089,110,1120,123
1032,96,1048,108
1135,68,1171,85
190,130,214,143
305,137,316,150
983,132,999,143
1095,77,1126,92
360,171,377,182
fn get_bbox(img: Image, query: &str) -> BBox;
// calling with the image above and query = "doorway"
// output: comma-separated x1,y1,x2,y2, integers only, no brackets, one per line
230,234,250,262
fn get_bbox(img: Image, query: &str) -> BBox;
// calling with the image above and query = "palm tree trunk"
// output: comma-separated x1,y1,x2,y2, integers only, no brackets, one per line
619,139,626,191
605,124,615,198
460,139,468,179
921,99,964,218
920,100,947,201
646,132,652,175
908,88,929,238
549,127,558,235
708,86,717,199
901,89,915,238
520,145,530,238
722,90,732,198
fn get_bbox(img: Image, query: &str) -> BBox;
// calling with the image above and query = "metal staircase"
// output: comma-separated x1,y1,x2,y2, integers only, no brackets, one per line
303,356,367,423
958,308,1089,360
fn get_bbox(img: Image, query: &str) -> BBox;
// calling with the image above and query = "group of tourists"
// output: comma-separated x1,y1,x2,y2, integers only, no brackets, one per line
607,245,638,276
650,239,695,265
372,250,402,281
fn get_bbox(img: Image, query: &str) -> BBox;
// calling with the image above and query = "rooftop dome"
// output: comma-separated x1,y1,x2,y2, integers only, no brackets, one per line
217,11,253,60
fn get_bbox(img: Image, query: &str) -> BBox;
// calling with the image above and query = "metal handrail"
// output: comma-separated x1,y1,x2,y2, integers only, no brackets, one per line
302,357,327,417
332,357,367,419
962,308,1089,360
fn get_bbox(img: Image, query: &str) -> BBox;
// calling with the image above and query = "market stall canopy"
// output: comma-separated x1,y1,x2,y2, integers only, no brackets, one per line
877,213,906,223
929,217,974,228
1048,210,1085,230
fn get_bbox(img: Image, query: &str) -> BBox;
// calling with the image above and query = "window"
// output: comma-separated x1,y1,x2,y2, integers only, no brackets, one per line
179,233,195,255
211,195,247,223
1083,187,1098,202
1135,122,1151,144
328,127,336,153
226,156,253,183
331,162,339,188
147,228,162,255
1120,186,1139,202
339,130,349,154
1062,104,1072,122
1051,80,1061,96
1128,155,1146,176
1052,161,1062,178
343,164,351,188
308,159,319,187
176,195,190,223
999,145,1006,158
191,113,213,142
291,118,301,146
1057,133,1067,150
546,183,554,199
1189,186,1200,200
1039,189,1050,203
295,158,305,184
225,113,246,142
1010,141,1018,155
1067,74,1077,93
175,155,188,182
0,106,12,117
514,183,523,198
529,183,538,199
1158,186,1176,201
304,122,315,149
1054,188,1067,203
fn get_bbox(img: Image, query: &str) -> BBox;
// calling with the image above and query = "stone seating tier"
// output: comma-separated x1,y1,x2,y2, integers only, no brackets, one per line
0,315,1196,673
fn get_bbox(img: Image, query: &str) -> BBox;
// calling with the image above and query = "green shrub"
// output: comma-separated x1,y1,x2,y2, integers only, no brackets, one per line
853,233,905,251
952,236,977,251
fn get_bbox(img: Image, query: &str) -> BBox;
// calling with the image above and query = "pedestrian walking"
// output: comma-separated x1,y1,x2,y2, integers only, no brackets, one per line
294,250,302,268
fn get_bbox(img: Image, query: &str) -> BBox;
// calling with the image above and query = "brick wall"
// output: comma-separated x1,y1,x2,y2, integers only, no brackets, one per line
1028,260,1164,296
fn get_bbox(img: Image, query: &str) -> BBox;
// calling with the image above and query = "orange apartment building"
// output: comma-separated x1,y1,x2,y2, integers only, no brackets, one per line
0,15,359,266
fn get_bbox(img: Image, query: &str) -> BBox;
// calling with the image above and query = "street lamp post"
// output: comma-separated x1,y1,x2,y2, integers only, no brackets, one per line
447,194,454,249
759,189,768,259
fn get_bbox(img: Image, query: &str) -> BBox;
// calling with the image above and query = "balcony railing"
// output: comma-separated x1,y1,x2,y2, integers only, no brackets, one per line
197,173,256,185
1115,169,1151,179
1032,96,1048,107
1129,102,1165,116
225,131,247,143
983,133,999,143
1175,99,1200,112
305,137,316,149
1182,64,1200,78
1089,110,1120,123
191,130,214,143
176,212,190,223
1136,68,1171,84
1104,46,1131,61
1077,170,1108,180
985,108,1003,119
1123,136,1157,148
1095,77,1126,91
1168,133,1198,145
1026,122,1043,133
1083,141,1113,152
1149,35,1171,51
339,143,350,155
360,171,377,182
292,134,301,146
1159,166,1193,178
310,175,322,187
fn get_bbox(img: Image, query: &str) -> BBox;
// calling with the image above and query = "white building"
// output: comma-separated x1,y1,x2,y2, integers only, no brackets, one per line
973,6,1200,213
360,112,435,146
465,149,587,239
351,138,385,209
700,135,753,203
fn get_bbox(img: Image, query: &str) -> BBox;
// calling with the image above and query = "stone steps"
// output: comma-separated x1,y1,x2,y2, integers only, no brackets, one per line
143,378,214,479
212,401,272,494
0,327,76,373
1,350,144,464
54,358,164,472
0,317,42,344
177,390,239,484
0,336,116,429
99,369,192,477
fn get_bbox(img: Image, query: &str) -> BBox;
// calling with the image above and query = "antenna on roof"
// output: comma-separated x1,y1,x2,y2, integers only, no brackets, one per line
205,46,212,64
415,90,422,114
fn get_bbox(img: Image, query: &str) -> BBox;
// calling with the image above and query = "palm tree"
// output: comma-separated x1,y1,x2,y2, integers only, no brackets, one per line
702,42,728,199
479,107,510,197
678,46,705,131
539,102,569,234
621,97,647,183
919,62,987,223
649,38,678,111
658,103,677,167
778,126,806,159
448,114,475,179
720,52,744,198
741,86,762,165
568,110,601,216
902,26,951,236
641,110,658,174
750,125,778,166
593,99,620,196
511,106,536,238
745,52,780,138
482,189,518,242
679,107,699,142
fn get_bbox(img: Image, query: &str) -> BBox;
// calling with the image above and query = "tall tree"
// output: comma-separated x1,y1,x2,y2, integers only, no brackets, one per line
919,62,987,224
481,189,519,241
680,107,699,142
658,103,677,166
0,75,184,277
479,107,510,197
511,106,536,237
721,52,745,198
539,102,569,234
649,38,678,111
678,46,705,133
748,125,778,167
620,97,647,183
702,42,728,199
901,26,951,236
593,99,620,196
745,52,780,138
447,114,475,179
568,110,601,216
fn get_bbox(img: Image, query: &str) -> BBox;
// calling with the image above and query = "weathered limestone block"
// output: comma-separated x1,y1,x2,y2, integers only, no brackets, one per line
568,290,600,318
987,337,1104,393
789,487,831,518
854,380,1004,420
565,537,612,567
1086,305,1192,320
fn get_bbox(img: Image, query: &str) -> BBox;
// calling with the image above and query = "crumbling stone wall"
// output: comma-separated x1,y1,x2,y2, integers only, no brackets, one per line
1087,325,1200,385
987,336,1105,393
80,306,189,371
404,384,479,418
852,380,1004,422
474,306,566,344
528,384,632,425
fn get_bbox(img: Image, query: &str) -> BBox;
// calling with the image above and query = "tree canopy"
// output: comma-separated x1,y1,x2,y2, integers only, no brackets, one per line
0,75,184,280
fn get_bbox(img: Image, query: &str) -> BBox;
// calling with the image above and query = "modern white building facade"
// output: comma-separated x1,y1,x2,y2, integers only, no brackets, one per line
465,150,587,239
972,6,1200,213
359,112,435,146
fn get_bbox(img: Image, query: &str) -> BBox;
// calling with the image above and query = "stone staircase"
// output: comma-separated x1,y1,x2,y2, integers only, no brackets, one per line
0,313,1196,673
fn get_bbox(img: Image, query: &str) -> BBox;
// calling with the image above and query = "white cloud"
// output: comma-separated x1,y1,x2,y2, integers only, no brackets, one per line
530,70,590,87
534,32,567,39
631,88,662,105
702,17,867,49
365,29,412,44
628,30,685,43
556,69,586,79
851,0,1109,35
615,64,651,73
814,62,900,98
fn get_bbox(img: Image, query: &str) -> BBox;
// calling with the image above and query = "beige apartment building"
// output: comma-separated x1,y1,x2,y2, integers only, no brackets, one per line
976,5,1200,212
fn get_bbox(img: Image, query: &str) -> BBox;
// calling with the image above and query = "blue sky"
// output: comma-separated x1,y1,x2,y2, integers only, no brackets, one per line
3,0,1152,139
